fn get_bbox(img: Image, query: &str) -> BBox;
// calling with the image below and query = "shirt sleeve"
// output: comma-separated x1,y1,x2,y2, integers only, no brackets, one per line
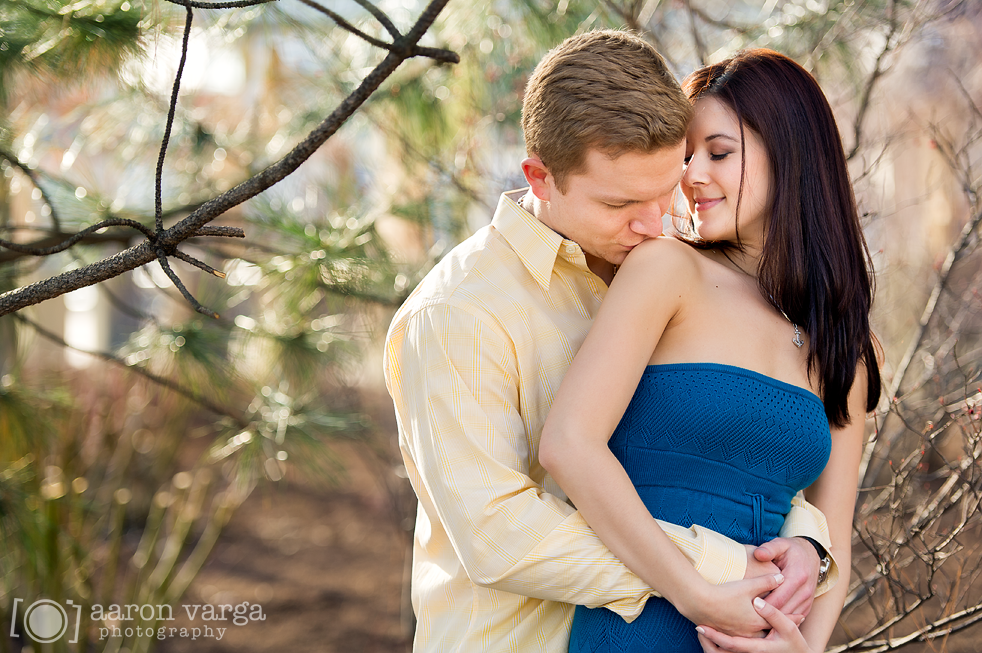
779,492,838,596
385,302,748,621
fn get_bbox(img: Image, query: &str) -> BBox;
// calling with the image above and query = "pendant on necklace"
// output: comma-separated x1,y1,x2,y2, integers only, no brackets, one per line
792,324,804,348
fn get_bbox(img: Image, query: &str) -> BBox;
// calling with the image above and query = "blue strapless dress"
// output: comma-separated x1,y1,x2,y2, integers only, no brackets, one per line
568,363,831,653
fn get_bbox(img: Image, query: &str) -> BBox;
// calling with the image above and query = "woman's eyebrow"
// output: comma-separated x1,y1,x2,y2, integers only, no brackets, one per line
705,133,738,143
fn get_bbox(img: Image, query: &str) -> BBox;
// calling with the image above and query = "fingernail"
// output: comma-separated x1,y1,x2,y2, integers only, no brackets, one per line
774,573,785,583
754,597,766,609
696,626,705,634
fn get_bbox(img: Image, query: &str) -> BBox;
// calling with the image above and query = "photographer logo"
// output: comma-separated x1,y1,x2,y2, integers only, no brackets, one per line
10,598,82,644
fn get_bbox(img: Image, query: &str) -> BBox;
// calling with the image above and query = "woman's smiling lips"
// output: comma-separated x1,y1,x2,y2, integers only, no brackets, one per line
694,197,723,211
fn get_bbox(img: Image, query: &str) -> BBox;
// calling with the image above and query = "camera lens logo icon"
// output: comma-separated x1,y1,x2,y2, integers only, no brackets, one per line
10,598,81,644
24,600,68,643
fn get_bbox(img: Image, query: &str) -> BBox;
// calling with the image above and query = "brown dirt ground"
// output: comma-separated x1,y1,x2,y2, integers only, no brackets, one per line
155,436,413,653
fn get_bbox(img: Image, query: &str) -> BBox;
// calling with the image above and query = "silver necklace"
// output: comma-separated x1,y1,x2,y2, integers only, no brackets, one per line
767,292,804,348
776,305,805,348
716,249,805,348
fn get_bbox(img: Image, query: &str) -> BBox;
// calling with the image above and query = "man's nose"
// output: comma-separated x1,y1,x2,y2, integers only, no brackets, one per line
629,205,665,237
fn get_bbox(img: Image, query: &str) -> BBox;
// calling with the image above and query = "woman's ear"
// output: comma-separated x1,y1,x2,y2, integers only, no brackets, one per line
521,157,553,202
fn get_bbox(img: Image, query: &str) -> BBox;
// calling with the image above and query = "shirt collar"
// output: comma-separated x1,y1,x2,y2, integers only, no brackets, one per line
491,190,567,292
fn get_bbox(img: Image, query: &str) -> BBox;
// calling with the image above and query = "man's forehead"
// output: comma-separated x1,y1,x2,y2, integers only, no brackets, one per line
580,146,684,196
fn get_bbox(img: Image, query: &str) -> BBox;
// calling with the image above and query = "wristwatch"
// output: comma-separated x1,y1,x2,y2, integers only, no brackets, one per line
801,536,832,586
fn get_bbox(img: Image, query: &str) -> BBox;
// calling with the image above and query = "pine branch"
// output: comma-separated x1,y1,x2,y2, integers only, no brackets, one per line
0,0,456,317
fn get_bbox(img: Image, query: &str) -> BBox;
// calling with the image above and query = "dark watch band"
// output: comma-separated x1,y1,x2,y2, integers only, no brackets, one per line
800,536,828,560
800,536,832,585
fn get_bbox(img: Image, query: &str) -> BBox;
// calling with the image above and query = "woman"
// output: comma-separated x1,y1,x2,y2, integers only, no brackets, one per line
538,49,881,653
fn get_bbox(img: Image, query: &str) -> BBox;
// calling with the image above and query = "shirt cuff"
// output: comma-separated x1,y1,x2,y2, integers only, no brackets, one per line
779,499,838,597
692,524,748,586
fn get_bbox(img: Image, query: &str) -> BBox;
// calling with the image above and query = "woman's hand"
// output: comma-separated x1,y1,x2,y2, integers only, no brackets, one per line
675,574,787,638
696,596,814,652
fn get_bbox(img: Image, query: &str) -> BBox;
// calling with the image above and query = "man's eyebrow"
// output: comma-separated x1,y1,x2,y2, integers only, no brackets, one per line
595,196,637,204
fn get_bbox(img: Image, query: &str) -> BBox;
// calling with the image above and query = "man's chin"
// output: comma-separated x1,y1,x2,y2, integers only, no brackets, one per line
607,250,631,266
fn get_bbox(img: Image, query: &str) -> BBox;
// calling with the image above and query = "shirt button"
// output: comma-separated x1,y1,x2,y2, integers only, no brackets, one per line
565,244,577,254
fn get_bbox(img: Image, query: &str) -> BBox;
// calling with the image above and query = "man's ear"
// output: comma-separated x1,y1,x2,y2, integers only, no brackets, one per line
521,157,553,202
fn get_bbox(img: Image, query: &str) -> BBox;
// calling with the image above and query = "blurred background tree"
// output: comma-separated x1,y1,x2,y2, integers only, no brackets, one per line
2,0,982,651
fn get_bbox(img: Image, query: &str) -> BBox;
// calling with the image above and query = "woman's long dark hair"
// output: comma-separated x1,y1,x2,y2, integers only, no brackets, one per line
679,49,881,427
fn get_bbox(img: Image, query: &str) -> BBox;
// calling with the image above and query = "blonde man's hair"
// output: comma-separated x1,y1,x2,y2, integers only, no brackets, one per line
521,30,691,192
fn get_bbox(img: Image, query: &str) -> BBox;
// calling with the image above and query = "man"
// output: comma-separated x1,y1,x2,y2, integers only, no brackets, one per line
384,29,836,652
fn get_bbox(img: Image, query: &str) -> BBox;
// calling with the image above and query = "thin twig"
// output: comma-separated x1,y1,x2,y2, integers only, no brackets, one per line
11,313,246,426
156,251,218,318
171,249,226,278
298,0,391,49
0,148,63,232
351,0,401,39
0,218,155,256
155,5,194,233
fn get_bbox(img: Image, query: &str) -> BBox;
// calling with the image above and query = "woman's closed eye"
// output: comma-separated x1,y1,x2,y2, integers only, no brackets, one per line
684,152,730,164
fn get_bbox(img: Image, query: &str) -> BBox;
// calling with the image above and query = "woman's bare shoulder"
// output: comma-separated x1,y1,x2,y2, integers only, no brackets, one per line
619,236,704,276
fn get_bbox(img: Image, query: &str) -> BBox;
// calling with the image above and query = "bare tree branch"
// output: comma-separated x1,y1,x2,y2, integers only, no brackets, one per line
859,207,982,486
846,0,900,161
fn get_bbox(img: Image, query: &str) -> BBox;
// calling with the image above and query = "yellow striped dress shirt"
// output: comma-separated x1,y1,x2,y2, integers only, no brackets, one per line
384,190,836,653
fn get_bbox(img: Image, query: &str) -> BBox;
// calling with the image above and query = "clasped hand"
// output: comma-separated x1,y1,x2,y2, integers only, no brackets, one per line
697,598,815,653
685,537,823,651
677,572,788,637
679,537,819,638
